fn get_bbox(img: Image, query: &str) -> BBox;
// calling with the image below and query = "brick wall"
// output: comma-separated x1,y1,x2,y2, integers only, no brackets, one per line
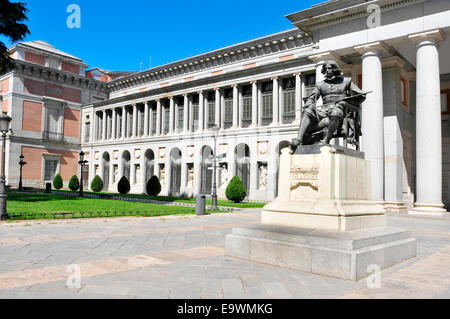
22,146,79,181
0,79,9,93
2,100,8,113
62,62,80,74
24,78,81,103
63,108,80,137
25,52,45,65
22,100,42,132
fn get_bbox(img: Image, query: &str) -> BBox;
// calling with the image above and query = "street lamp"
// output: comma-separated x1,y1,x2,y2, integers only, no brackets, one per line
19,154,27,191
0,113,12,221
78,151,88,197
211,126,220,209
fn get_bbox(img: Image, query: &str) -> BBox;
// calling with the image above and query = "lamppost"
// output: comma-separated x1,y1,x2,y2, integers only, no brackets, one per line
78,151,88,197
19,154,27,191
0,113,12,221
211,126,219,209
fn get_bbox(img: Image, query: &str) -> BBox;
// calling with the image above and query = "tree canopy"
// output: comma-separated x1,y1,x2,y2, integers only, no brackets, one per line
0,1,30,74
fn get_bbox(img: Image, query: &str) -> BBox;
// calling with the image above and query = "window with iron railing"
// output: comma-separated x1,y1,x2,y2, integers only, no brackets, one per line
151,109,157,134
178,106,184,129
139,108,144,136
164,108,170,134
261,81,273,126
242,96,252,128
282,90,295,124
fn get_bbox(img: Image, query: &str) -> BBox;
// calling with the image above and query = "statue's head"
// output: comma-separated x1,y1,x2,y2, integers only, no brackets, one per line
321,60,341,79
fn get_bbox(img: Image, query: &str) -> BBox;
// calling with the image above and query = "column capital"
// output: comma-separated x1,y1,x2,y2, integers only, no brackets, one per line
293,72,302,77
197,90,204,95
354,41,390,56
250,80,258,85
308,51,344,66
271,76,279,81
214,87,221,91
408,29,446,45
230,84,238,88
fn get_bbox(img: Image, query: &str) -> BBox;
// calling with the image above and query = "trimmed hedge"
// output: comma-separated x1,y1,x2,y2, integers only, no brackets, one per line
118,176,131,195
225,176,247,203
68,175,80,192
90,175,104,193
146,176,162,196
53,173,63,190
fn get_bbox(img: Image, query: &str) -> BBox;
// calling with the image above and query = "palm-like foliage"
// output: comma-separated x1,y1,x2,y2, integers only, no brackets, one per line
0,1,30,74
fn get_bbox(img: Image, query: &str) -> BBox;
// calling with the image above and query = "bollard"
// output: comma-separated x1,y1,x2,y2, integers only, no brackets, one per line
196,194,206,215
45,183,52,193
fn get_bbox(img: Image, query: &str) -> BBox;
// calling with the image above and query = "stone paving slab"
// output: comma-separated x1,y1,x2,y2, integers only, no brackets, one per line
0,210,448,299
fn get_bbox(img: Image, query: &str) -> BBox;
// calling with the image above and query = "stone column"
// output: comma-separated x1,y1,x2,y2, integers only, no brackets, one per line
409,29,447,215
198,91,204,132
101,110,107,140
355,42,388,203
183,94,189,132
220,92,225,130
249,160,258,200
169,97,175,134
250,81,258,127
144,102,149,136
257,82,263,126
149,103,154,136
111,108,116,140
194,150,202,195
294,73,302,124
232,84,239,128
180,157,187,196
215,88,221,127
156,100,161,136
238,86,243,128
271,77,279,125
121,107,126,139
165,154,172,195
189,96,194,133
132,104,137,138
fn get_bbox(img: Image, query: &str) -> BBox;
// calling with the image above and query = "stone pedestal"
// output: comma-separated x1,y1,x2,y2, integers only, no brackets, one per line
225,145,416,281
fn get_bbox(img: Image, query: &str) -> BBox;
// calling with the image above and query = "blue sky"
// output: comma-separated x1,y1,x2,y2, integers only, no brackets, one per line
3,0,318,71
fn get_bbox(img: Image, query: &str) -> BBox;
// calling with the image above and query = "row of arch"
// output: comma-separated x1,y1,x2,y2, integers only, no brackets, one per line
99,143,254,196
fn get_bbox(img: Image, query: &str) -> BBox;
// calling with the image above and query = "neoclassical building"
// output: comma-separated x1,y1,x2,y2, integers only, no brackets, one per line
3,0,450,215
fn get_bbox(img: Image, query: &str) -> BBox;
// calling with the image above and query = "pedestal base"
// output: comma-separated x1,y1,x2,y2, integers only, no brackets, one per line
225,224,416,281
411,203,448,216
385,202,409,214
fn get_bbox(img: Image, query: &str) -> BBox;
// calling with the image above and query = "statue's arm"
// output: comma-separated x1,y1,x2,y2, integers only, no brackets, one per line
305,85,321,108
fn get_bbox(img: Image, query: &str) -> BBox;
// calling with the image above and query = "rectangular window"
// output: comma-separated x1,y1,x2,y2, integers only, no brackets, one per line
84,122,90,143
164,108,170,134
193,103,199,131
282,90,295,124
208,102,215,128
44,160,58,181
151,109,156,134
304,73,316,98
242,96,252,126
128,110,133,138
178,106,184,129
224,99,233,129
139,108,144,136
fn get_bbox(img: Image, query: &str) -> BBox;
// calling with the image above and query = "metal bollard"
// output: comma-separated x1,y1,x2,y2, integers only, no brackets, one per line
195,194,206,215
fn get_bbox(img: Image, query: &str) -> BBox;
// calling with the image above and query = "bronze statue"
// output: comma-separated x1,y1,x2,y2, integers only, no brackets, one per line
291,60,368,150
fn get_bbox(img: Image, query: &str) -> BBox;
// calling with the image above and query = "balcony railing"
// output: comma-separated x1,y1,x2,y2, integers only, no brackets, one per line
42,131,64,143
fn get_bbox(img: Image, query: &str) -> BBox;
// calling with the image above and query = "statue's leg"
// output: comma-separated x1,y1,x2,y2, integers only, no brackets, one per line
320,105,344,145
292,112,313,146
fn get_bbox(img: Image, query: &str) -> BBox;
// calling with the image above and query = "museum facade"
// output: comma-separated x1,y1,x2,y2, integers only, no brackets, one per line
2,0,450,215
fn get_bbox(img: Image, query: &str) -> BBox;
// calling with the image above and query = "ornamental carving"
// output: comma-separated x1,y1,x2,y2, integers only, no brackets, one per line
290,166,319,192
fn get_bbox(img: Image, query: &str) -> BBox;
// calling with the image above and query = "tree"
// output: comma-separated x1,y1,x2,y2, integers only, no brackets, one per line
225,176,247,203
146,176,161,196
53,173,63,190
90,175,103,193
118,176,130,195
0,1,30,74
68,175,80,192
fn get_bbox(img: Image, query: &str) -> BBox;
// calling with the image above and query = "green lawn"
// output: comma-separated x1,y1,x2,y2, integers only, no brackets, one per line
6,192,221,220
56,190,267,208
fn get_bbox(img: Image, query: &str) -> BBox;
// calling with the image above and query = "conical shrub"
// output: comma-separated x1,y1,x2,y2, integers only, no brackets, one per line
225,176,247,203
146,176,161,196
53,173,63,190
90,175,104,193
68,175,80,192
118,176,130,195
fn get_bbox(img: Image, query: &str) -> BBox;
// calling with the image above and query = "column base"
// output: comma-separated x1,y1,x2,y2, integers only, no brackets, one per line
385,201,408,214
411,202,448,216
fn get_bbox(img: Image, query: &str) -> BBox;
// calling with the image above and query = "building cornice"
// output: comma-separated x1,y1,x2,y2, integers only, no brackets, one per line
107,29,312,92
13,59,108,93
286,0,428,35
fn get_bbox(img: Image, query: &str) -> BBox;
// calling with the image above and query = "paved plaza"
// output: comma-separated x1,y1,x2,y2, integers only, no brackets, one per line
0,209,449,299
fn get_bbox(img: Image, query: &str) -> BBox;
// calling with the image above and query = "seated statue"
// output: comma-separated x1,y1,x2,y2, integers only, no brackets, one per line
292,60,367,150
